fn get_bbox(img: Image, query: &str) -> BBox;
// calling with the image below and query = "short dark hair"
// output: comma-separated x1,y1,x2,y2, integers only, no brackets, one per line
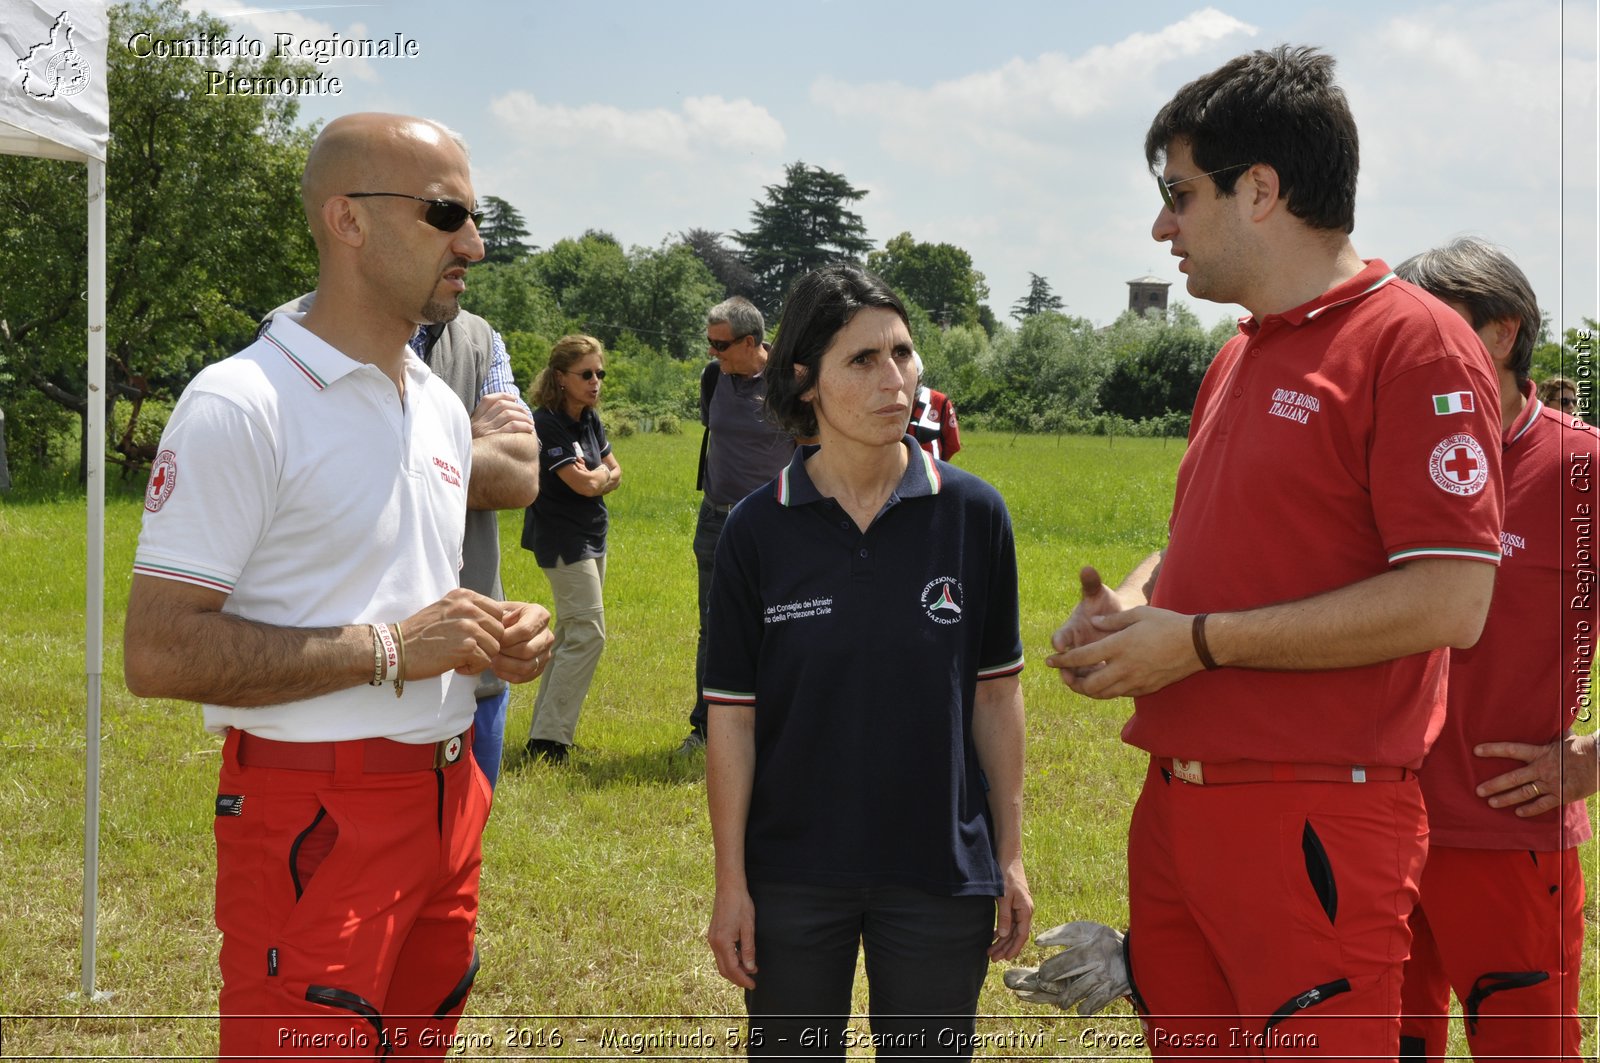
764,266,910,438
1395,238,1541,388
1145,45,1358,233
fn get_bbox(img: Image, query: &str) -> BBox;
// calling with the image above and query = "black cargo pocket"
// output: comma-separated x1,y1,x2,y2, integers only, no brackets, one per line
1464,970,1549,1035
1264,978,1351,1034
1300,819,1338,924
306,984,390,1057
288,807,337,901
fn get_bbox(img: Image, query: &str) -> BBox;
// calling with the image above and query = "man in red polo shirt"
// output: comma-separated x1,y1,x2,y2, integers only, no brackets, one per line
1046,47,1502,1056
1394,238,1597,1060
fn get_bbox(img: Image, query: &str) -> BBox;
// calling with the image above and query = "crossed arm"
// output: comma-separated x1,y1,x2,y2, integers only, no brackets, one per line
556,451,622,498
466,392,540,510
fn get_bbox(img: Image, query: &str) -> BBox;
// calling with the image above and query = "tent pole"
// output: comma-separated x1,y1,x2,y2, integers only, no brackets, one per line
82,154,106,1001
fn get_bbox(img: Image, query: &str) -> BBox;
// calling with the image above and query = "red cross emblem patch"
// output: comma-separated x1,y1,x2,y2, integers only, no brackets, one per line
145,450,178,512
1428,433,1489,496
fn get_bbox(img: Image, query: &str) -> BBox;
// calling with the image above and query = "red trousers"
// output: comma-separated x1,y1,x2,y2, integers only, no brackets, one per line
214,730,491,1060
1399,845,1585,1061
1126,759,1428,1060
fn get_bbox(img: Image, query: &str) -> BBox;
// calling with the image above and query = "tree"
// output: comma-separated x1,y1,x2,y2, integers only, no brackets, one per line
979,312,1108,429
622,240,723,360
680,228,758,303
1097,322,1215,421
735,161,873,316
460,259,566,339
477,195,535,264
867,232,990,329
1010,272,1065,322
522,233,720,361
0,0,319,477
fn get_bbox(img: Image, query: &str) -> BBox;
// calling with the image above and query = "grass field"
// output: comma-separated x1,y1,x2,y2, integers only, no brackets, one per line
1,430,1594,1059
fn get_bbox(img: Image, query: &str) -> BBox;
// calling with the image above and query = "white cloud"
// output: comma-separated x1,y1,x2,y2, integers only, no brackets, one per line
487,91,784,162
178,1,383,83
810,7,1258,160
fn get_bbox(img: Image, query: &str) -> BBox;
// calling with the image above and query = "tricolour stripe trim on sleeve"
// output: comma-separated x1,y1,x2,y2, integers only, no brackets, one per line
976,655,1025,680
1388,546,1502,565
132,562,236,594
703,687,757,705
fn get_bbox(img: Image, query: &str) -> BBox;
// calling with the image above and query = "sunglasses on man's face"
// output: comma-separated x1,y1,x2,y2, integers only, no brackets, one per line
344,192,485,232
1156,163,1250,212
566,368,606,381
707,336,744,353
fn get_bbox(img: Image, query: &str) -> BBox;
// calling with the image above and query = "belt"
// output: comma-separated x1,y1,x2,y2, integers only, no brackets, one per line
236,730,471,773
705,500,737,515
1158,757,1412,786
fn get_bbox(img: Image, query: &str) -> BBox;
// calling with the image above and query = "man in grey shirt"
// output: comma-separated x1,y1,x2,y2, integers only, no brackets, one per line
677,296,795,754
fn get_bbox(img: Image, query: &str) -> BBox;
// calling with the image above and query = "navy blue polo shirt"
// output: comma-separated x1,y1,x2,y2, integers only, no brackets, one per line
521,405,611,568
704,437,1024,896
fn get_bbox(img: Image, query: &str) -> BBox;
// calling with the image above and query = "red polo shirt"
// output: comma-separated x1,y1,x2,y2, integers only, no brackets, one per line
1125,261,1503,767
1421,389,1597,849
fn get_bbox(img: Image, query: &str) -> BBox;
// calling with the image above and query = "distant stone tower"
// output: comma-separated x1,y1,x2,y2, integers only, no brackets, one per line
1127,274,1170,315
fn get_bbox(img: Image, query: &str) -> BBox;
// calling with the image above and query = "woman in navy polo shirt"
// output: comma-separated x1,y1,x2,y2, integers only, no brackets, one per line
703,267,1032,1058
520,334,621,765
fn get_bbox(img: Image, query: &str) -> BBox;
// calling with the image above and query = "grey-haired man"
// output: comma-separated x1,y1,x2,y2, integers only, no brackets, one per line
678,296,795,754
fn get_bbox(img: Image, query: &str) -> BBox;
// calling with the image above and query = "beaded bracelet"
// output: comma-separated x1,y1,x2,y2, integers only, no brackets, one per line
369,624,385,686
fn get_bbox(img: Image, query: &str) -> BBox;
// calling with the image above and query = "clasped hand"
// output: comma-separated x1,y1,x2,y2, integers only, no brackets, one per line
399,588,554,683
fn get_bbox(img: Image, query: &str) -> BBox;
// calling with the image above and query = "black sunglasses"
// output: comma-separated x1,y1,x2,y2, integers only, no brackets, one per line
345,192,484,232
708,336,746,353
565,368,606,381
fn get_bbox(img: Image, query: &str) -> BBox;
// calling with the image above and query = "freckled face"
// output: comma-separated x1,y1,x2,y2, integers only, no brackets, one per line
803,307,916,450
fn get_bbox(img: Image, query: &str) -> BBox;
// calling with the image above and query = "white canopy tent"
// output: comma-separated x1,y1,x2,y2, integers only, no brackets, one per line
1,0,112,1001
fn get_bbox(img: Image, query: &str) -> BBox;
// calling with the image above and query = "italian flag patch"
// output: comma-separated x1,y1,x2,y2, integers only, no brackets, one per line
1433,392,1475,415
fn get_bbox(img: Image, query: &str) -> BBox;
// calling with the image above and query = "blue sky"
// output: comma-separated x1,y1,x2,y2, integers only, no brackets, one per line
181,0,1595,332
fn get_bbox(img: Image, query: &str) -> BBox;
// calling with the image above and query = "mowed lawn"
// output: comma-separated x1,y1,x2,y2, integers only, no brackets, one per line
1,430,1593,1059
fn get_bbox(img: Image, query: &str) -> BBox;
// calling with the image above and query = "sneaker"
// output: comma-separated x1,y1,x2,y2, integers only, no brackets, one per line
525,738,569,765
674,730,706,757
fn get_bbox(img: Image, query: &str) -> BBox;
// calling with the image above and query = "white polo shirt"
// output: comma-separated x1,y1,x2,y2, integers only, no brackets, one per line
133,314,476,743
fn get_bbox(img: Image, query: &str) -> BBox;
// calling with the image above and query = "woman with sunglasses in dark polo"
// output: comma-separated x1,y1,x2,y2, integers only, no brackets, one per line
520,334,621,765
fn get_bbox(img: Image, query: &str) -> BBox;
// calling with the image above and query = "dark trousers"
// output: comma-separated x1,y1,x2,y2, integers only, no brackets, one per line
744,881,993,1060
689,498,729,736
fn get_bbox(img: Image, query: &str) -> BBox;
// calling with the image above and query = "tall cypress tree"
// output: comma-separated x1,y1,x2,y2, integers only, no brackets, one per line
735,162,873,316
477,195,536,264
1011,272,1066,322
